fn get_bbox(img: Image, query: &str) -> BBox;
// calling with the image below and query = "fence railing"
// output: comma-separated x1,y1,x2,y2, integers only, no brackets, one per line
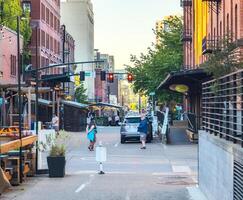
202,69,243,147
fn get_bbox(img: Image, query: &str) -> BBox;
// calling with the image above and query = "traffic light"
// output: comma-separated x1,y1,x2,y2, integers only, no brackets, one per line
101,71,106,81
108,73,114,83
127,73,133,83
80,71,85,81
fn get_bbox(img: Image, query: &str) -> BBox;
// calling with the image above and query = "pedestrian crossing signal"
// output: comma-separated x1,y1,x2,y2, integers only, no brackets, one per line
101,71,106,81
108,73,114,83
80,71,85,81
127,73,133,83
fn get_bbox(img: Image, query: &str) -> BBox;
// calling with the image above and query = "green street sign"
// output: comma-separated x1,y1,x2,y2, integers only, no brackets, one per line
85,72,91,77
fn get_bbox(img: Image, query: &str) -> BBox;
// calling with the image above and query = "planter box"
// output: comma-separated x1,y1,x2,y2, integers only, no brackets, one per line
47,156,65,178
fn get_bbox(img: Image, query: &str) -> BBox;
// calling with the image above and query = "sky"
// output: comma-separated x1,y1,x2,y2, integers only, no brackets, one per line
92,0,182,69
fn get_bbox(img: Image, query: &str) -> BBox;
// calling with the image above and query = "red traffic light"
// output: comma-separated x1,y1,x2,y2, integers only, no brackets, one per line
108,73,114,83
127,73,133,83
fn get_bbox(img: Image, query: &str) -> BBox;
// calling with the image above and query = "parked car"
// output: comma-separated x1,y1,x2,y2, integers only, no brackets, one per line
120,115,152,143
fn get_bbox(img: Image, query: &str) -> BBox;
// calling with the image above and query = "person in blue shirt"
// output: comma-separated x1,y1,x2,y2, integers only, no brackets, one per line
137,111,148,149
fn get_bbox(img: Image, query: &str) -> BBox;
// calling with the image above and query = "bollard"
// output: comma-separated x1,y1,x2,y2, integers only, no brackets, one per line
96,141,107,175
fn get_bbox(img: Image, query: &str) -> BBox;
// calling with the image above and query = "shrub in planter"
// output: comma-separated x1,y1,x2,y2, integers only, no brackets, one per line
39,132,69,178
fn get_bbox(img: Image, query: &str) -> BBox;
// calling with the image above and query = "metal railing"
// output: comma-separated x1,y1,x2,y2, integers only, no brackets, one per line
202,69,243,147
184,112,199,133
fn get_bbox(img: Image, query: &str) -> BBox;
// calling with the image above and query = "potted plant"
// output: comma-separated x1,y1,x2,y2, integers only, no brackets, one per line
39,131,69,178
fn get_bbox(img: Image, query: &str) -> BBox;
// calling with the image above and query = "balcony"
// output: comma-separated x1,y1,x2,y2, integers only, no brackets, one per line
181,29,192,42
202,37,221,54
180,0,192,7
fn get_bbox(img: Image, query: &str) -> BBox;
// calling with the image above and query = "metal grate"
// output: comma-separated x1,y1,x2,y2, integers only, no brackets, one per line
202,70,243,147
234,160,243,200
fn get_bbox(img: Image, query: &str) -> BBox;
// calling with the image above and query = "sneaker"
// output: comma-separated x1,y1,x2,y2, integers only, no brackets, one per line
140,147,146,149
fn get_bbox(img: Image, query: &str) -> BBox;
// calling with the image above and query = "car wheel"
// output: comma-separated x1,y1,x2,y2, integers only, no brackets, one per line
121,136,126,144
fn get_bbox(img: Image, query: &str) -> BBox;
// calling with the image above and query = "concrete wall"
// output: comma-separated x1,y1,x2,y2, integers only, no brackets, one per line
199,131,243,200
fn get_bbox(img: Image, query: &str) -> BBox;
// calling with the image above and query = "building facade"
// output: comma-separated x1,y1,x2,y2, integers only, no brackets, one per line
180,1,243,199
22,0,63,76
61,26,75,98
0,26,23,86
94,53,116,103
60,0,95,101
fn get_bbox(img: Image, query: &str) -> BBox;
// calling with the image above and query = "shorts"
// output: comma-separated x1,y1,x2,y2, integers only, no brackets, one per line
140,133,147,142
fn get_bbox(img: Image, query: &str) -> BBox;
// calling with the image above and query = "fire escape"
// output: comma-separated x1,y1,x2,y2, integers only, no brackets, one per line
181,0,193,69
202,0,221,55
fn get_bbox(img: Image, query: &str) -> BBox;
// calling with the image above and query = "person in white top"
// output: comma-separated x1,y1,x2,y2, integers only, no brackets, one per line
115,115,120,126
52,114,59,134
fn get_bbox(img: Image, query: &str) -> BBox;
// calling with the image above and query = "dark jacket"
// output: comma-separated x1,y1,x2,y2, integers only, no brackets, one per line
137,118,148,134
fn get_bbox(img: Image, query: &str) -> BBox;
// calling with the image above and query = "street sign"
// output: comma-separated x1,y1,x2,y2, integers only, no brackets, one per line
149,92,155,96
85,72,91,77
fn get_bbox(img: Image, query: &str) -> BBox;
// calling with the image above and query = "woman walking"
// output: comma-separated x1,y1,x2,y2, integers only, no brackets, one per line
86,118,97,151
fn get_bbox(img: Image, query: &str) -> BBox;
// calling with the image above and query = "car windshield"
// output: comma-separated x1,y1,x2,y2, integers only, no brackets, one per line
125,117,141,124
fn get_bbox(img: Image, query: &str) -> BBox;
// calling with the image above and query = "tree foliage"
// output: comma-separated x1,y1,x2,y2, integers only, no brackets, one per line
75,83,88,104
126,16,183,103
200,36,243,79
0,0,32,65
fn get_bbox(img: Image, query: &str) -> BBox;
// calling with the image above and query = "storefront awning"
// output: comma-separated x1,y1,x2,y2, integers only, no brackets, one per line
61,100,89,109
31,96,53,106
89,102,123,109
157,69,211,94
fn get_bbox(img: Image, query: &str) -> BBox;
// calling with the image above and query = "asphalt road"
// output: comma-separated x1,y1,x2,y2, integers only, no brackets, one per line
2,127,198,200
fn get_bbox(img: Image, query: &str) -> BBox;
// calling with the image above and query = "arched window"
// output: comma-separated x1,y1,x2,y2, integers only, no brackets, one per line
235,4,238,40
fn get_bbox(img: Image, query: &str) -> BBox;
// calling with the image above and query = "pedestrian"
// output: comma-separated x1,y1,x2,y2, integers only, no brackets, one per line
52,114,59,135
86,118,97,151
115,115,120,126
137,110,148,149
108,116,112,126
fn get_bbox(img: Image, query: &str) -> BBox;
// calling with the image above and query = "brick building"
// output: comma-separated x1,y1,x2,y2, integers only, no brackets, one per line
0,26,23,86
22,0,62,76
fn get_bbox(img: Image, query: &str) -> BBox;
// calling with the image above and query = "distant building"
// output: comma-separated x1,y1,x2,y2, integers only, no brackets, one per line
0,26,23,86
94,52,117,103
61,0,95,101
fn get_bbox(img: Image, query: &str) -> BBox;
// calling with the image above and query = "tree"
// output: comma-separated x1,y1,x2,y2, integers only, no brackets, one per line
126,16,183,103
0,0,32,66
75,83,88,104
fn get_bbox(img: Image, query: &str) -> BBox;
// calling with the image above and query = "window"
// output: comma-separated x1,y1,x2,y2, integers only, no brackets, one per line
41,30,45,47
220,21,222,39
46,34,49,49
54,16,57,31
227,13,229,36
46,8,49,25
50,12,53,28
235,4,238,40
22,2,31,13
41,4,45,21
50,36,53,51
10,55,17,76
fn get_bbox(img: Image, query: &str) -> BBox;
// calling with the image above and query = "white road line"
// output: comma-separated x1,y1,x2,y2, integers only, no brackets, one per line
75,184,86,193
75,174,95,193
